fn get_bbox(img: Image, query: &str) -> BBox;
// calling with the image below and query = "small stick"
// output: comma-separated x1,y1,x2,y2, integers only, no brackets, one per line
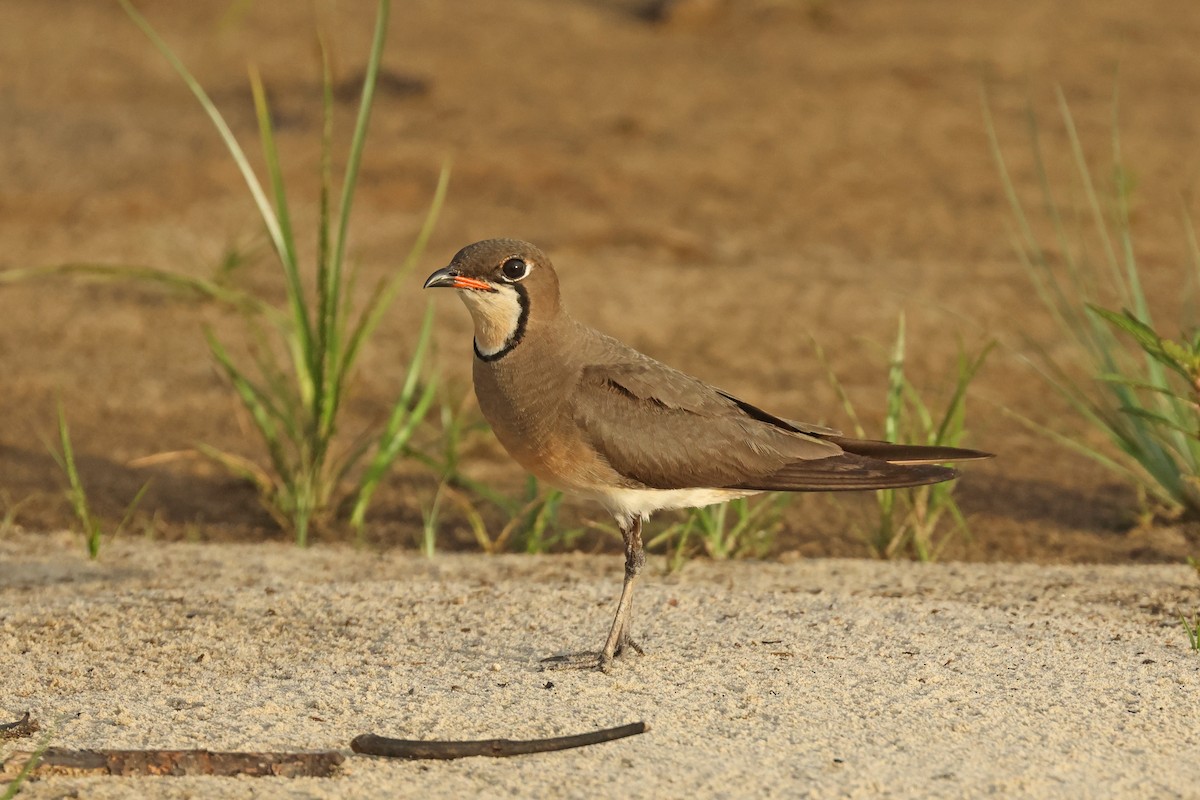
0,712,39,740
351,721,648,760
0,748,344,779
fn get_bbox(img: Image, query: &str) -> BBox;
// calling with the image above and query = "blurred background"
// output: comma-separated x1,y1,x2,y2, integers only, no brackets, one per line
2,0,1198,561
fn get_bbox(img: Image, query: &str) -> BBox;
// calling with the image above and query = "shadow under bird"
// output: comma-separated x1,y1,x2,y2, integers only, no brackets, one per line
425,239,992,672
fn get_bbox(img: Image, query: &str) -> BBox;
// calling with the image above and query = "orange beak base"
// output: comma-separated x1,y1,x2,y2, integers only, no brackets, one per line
449,275,494,291
423,267,495,292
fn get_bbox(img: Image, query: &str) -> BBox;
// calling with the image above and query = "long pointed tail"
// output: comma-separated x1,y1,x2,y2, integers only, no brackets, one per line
824,435,994,466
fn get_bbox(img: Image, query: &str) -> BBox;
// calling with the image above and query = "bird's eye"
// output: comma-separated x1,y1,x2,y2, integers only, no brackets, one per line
500,257,529,282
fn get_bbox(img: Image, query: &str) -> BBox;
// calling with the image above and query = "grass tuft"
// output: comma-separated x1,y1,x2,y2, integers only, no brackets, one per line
47,401,149,560
647,495,787,572
1182,557,1200,652
419,482,444,558
1181,612,1200,652
116,0,446,544
817,315,992,560
985,86,1200,519
438,477,595,556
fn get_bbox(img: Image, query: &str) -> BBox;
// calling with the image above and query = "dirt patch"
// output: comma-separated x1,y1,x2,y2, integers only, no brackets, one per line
2,0,1200,561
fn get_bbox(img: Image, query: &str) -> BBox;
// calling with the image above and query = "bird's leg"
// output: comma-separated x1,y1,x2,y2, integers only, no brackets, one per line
599,514,645,670
540,514,646,673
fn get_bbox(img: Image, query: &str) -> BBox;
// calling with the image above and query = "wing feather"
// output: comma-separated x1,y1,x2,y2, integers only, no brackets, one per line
568,336,986,493
573,362,840,490
729,455,957,492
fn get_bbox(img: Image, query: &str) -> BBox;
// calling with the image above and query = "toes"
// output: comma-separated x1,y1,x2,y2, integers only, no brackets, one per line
538,652,603,671
539,636,644,672
615,636,644,657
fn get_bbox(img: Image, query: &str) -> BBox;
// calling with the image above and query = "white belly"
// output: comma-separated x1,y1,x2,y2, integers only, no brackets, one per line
585,486,761,522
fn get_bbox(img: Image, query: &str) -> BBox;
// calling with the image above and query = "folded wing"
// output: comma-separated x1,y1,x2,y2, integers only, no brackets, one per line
572,354,990,492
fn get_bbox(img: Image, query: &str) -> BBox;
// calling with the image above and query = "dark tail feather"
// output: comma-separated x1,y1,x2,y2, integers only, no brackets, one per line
729,454,958,493
825,436,994,466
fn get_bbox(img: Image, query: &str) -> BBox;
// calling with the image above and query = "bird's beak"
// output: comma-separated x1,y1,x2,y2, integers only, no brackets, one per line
423,266,494,292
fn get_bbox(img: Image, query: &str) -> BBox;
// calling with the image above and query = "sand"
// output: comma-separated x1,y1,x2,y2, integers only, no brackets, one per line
2,531,1197,799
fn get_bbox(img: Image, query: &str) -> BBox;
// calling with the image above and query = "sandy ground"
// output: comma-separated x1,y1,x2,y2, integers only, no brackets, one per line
2,531,1197,799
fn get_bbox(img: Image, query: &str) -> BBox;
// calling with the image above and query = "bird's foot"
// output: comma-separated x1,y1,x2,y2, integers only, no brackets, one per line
615,635,644,658
539,635,643,673
538,651,603,671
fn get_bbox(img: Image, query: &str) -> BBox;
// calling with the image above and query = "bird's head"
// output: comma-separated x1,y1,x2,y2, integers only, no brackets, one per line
424,239,561,361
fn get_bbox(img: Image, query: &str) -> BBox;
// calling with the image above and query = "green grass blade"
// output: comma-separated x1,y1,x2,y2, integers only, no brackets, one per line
1108,84,1155,332
1088,305,1189,381
1087,304,1197,480
884,314,906,444
331,0,390,282
420,481,443,557
1096,373,1192,401
1,725,54,800
1117,407,1199,442
247,67,302,301
118,1,289,274
1024,104,1093,337
342,163,451,380
1057,87,1125,302
405,447,519,513
932,340,995,444
990,84,1200,517
317,0,392,440
0,263,281,321
205,330,295,488
398,303,437,407
247,66,315,404
114,481,153,539
1010,331,1180,498
313,37,337,441
349,378,437,531
982,89,1044,281
998,404,1174,505
195,443,278,497
1183,210,1200,326
811,335,866,437
243,320,304,445
54,401,100,559
1086,305,1162,354
349,306,440,528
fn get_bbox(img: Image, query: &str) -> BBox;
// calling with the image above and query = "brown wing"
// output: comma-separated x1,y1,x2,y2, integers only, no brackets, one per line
572,361,844,490
569,328,985,491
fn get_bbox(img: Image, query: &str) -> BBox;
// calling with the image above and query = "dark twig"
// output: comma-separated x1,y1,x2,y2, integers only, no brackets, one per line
0,712,39,741
351,721,648,760
0,748,344,779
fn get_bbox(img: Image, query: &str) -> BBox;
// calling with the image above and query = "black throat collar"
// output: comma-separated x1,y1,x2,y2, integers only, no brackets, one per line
473,283,530,363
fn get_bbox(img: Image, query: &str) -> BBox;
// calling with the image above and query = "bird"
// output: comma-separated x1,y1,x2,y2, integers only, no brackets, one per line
424,239,991,672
